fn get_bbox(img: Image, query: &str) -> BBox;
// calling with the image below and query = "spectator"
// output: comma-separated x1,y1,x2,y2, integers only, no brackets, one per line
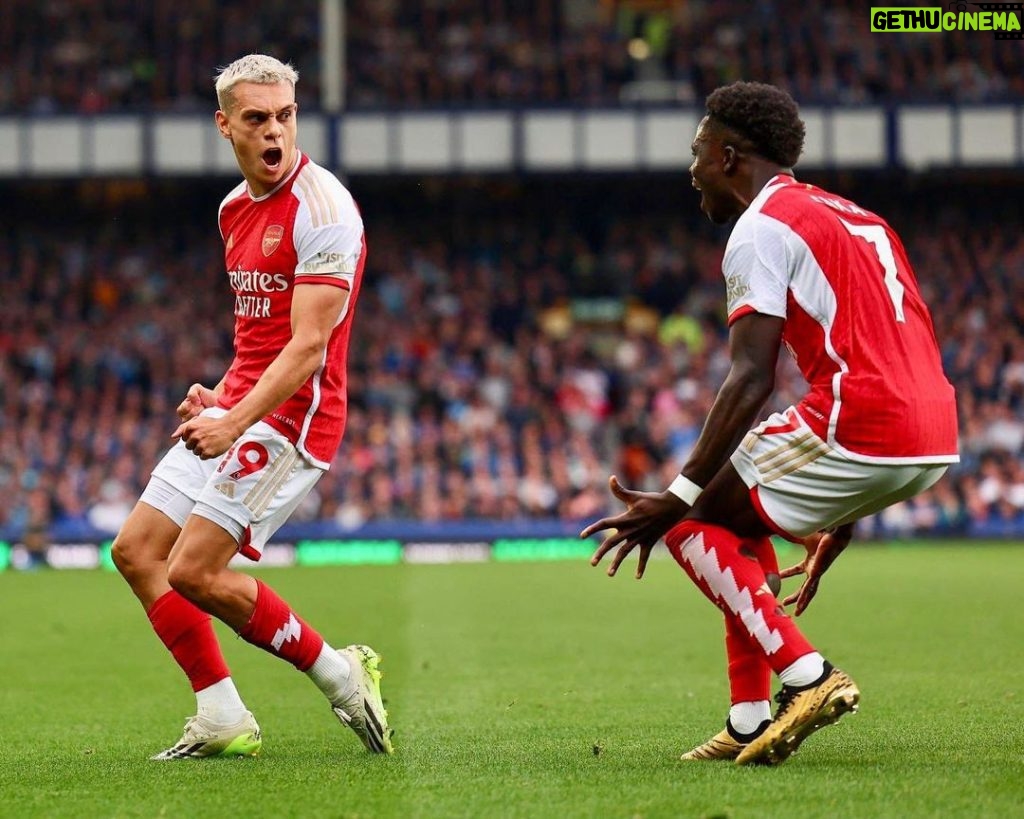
2,1,1022,113
1,176,1022,540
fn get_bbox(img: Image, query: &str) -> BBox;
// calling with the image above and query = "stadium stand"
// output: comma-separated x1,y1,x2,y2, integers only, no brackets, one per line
0,0,320,113
2,175,1022,546
2,1,1022,567
1,0,1021,113
347,0,1024,107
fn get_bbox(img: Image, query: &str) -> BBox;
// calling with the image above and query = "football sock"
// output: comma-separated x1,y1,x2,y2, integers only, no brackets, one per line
195,677,247,725
778,652,827,688
665,520,816,674
147,589,232,692
239,580,324,671
306,644,353,703
728,701,772,736
725,609,772,703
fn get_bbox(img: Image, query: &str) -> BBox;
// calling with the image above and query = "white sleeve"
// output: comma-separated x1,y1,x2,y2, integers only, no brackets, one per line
292,167,364,289
721,212,791,324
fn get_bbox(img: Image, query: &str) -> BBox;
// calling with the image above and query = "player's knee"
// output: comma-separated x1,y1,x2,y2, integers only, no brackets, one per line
110,534,131,576
111,531,150,583
664,519,704,552
166,558,214,605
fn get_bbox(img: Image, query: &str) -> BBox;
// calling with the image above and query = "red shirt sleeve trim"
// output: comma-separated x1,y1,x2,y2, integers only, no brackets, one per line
727,304,758,325
293,276,351,290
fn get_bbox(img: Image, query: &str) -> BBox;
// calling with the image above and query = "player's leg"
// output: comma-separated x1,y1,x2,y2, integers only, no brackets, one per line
681,612,772,760
681,537,775,761
167,515,392,754
167,427,393,754
111,501,177,609
669,453,862,761
666,512,856,765
729,534,780,731
719,411,901,764
111,469,256,760
665,513,826,688
728,456,948,764
725,536,780,735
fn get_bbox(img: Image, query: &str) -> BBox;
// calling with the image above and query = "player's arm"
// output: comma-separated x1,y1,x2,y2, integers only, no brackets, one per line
218,282,348,432
174,283,348,458
679,312,783,486
583,312,784,577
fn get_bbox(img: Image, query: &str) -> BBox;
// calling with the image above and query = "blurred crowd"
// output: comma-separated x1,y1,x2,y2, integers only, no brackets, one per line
2,178,1023,546
348,0,1024,107
0,0,321,114
3,0,1021,113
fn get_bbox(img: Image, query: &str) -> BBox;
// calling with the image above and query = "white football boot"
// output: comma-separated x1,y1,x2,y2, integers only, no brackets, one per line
331,644,394,754
150,711,262,760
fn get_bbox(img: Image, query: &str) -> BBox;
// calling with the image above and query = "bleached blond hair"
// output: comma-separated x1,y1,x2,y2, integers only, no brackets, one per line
215,54,299,112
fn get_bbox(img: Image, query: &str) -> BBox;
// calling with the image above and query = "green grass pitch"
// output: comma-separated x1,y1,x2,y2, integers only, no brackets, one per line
1,542,1022,818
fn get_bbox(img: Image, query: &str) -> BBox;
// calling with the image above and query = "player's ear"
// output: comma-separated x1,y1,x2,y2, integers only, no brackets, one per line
215,110,231,139
722,144,739,175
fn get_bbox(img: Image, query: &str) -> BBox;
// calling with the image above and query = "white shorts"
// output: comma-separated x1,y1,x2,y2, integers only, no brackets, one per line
730,407,949,540
140,408,323,561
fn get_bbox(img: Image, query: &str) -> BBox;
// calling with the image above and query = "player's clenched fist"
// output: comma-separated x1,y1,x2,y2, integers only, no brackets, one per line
172,413,241,460
177,383,219,421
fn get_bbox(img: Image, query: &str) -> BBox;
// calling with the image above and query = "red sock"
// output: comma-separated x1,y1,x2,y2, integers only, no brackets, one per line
725,616,771,703
239,580,324,671
147,590,231,693
666,520,815,674
723,536,777,703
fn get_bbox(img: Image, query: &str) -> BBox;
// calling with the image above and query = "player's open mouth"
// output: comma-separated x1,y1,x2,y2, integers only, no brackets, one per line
262,148,283,171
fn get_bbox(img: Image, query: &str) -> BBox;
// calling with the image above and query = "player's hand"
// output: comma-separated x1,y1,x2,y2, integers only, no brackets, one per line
177,383,219,421
172,413,242,460
581,475,690,580
781,524,854,616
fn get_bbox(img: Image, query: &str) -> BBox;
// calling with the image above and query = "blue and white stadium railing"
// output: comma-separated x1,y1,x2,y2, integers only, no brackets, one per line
1,104,1022,177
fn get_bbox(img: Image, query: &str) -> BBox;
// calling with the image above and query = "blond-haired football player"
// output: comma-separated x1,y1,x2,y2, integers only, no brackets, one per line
112,54,392,759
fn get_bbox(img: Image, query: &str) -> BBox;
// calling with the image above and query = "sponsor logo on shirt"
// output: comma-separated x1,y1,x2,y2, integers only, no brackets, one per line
725,274,750,311
227,269,287,318
227,268,290,293
271,413,298,429
297,251,354,275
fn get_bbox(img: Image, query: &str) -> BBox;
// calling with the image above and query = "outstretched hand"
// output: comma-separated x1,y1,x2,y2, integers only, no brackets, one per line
780,525,854,616
581,476,690,579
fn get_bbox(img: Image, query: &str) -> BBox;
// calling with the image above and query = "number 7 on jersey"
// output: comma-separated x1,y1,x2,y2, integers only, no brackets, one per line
839,219,906,323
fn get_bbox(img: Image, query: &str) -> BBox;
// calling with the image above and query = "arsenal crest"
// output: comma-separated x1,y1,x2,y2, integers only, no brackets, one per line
262,224,284,256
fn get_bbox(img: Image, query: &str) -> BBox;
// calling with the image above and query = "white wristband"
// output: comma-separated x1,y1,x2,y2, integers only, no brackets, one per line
667,474,703,506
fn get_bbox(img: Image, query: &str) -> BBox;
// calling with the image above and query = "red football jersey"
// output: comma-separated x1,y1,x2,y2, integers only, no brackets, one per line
216,151,365,468
724,175,958,463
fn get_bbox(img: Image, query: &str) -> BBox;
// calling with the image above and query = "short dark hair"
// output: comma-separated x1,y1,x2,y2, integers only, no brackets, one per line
705,82,805,168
